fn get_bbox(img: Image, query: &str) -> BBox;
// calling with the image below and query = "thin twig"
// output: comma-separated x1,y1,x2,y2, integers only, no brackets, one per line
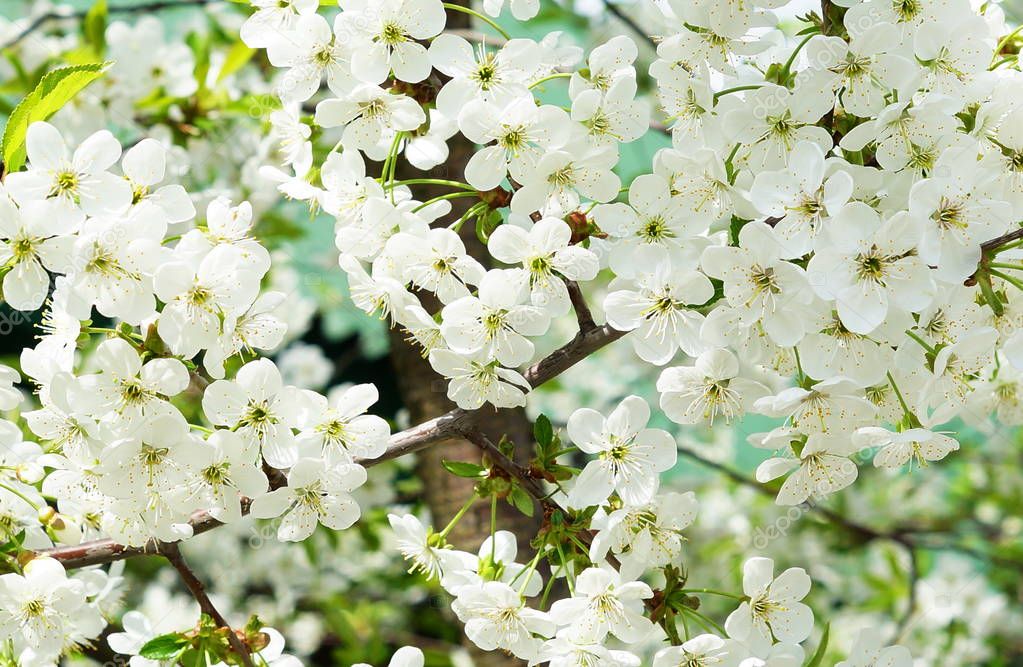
466,430,551,505
892,545,920,643
1,0,218,52
676,446,1023,570
599,0,656,48
981,226,1023,251
565,280,596,330
160,542,254,667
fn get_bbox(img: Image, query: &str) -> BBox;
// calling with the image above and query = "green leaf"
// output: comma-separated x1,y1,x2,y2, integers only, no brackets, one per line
728,215,750,246
0,530,25,554
82,0,108,57
441,460,486,478
186,31,211,96
533,414,553,448
806,623,830,667
475,208,502,244
217,39,256,83
179,647,211,667
508,486,534,517
1,62,111,173
139,633,189,660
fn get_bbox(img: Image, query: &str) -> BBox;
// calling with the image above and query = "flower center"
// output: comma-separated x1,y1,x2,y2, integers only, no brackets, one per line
548,165,575,187
750,265,780,294
499,126,527,151
750,594,786,620
202,462,230,485
120,380,152,407
360,98,387,119
131,182,149,204
379,21,406,45
932,198,966,230
313,45,335,66
640,217,672,241
296,481,325,511
854,248,892,284
141,443,170,467
794,193,823,218
52,169,79,198
529,255,552,276
907,143,935,171
483,310,507,338
585,111,613,137
317,418,349,445
893,0,920,21
11,235,36,261
472,52,499,90
23,598,46,617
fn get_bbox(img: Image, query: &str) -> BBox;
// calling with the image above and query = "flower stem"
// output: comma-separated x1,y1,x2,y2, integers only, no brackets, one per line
886,371,919,427
780,31,818,82
680,587,745,601
378,132,405,200
516,547,544,597
441,3,511,40
977,269,1005,316
384,178,475,191
990,268,1023,292
0,482,39,509
678,610,689,641
450,201,488,232
490,494,498,561
904,329,936,355
993,25,1023,65
555,542,574,595
539,567,558,609
438,493,478,539
683,606,727,636
414,191,479,212
713,83,763,101
529,72,573,89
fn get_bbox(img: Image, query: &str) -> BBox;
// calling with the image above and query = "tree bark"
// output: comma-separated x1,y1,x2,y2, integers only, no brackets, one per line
384,5,539,665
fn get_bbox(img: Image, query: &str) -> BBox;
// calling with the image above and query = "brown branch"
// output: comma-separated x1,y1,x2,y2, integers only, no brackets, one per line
465,430,551,506
676,446,1023,570
160,542,254,667
565,280,595,330
598,0,656,49
523,324,627,388
981,226,1023,251
38,320,628,569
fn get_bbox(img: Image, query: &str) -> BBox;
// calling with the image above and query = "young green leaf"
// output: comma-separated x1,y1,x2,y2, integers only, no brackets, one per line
217,39,256,84
83,0,108,57
507,486,535,517
533,414,554,448
1,61,111,172
139,633,189,660
441,460,487,478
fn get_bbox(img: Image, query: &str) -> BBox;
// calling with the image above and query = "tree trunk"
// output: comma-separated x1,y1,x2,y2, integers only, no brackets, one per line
385,5,540,664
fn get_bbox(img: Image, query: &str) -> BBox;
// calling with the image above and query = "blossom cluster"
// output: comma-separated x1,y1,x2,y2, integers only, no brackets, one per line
248,0,1023,510
233,0,1021,660
0,120,390,663
0,0,1020,660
